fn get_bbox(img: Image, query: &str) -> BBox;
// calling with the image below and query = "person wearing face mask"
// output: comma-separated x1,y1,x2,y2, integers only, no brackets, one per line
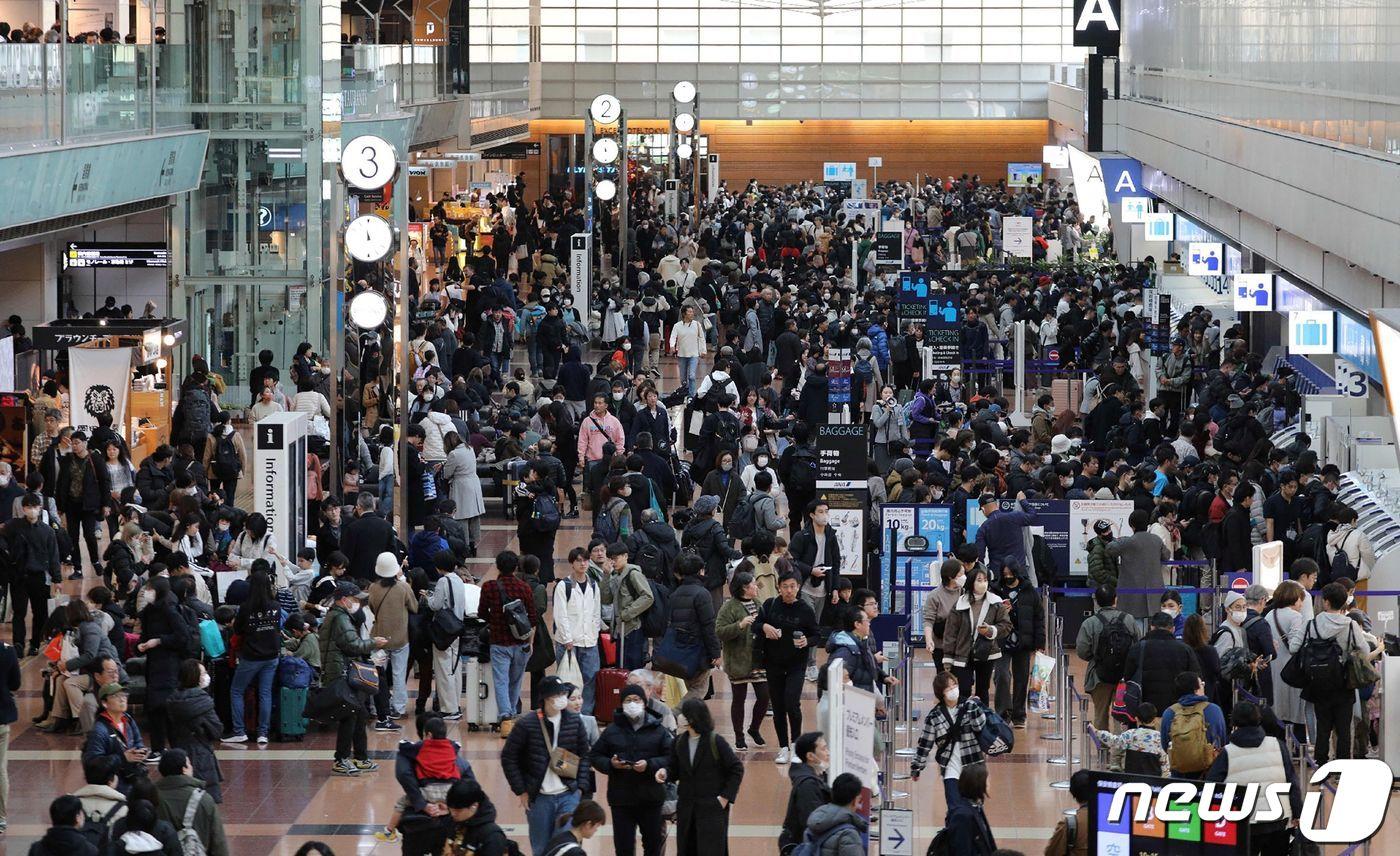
317,581,390,776
921,559,967,673
653,698,745,856
500,675,594,856
5,492,63,656
990,563,1043,729
165,659,223,803
870,385,910,474
589,684,673,856
943,567,1013,703
778,732,831,852
910,670,988,812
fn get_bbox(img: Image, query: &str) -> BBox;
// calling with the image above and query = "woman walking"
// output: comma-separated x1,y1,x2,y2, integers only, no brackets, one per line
441,432,485,556
366,553,417,725
655,699,745,856
943,566,1011,702
910,670,988,811
166,659,224,802
716,572,769,750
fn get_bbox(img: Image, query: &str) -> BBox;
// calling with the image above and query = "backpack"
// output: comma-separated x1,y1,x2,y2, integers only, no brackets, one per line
1092,613,1135,684
211,431,240,478
890,334,909,363
712,412,740,447
500,594,534,642
635,539,669,583
178,788,208,856
629,570,670,638
727,492,760,541
198,618,226,659
1329,529,1358,584
1212,618,1261,682
593,500,623,545
791,822,857,856
277,655,313,689
1166,701,1216,774
975,701,1015,756
529,492,561,534
1284,619,1347,695
853,357,875,384
1295,523,1331,575
180,388,212,437
79,802,124,851
787,446,819,495
927,828,952,856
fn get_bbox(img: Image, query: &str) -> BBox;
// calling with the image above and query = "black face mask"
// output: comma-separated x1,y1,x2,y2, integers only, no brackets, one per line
1002,576,1017,587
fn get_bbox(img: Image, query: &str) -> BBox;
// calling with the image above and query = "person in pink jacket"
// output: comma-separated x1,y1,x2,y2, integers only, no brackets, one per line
578,393,625,474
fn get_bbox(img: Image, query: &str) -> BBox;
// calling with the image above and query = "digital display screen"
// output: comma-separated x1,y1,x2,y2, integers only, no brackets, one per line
1090,773,1249,855
64,242,170,270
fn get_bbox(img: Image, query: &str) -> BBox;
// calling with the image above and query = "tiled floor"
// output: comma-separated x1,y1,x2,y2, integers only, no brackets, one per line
4,344,1396,856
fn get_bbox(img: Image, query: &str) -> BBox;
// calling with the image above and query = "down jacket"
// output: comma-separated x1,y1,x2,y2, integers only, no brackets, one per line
66,617,124,677
667,574,722,661
588,709,674,805
165,687,224,803
500,709,594,798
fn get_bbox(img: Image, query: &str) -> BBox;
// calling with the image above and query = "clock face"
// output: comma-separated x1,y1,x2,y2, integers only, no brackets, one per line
674,112,696,134
590,94,621,125
595,179,617,201
342,135,397,191
672,81,696,104
345,214,395,262
592,138,619,164
676,142,694,159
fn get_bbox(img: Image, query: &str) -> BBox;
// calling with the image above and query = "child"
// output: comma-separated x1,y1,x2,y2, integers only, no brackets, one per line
308,551,349,608
1097,702,1169,775
373,715,474,844
285,548,318,609
277,612,321,742
211,511,236,559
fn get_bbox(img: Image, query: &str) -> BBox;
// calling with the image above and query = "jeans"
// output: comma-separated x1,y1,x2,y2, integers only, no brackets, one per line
1313,691,1355,764
526,789,580,856
490,643,530,721
433,640,461,715
611,800,665,856
387,644,411,715
378,474,394,517
0,723,9,823
942,776,965,815
677,356,698,394
527,339,541,374
490,351,511,379
229,657,278,738
555,644,601,714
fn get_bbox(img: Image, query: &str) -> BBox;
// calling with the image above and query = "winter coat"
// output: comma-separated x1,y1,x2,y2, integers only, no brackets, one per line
165,687,224,803
26,826,99,856
681,516,740,591
1107,531,1171,619
803,804,868,856
1074,607,1143,693
754,595,821,669
367,579,418,651
944,801,998,856
589,709,674,805
5,516,62,582
667,575,722,660
66,617,121,675
340,512,398,583
789,526,841,594
500,709,594,797
943,591,1013,669
661,730,745,856
1124,630,1202,714
973,505,1038,574
82,711,145,787
715,597,761,680
827,630,881,692
138,599,189,703
1086,536,1118,587
601,565,654,642
993,581,1045,654
317,603,373,684
1262,607,1306,724
781,763,831,848
72,782,128,828
441,444,486,520
153,774,228,856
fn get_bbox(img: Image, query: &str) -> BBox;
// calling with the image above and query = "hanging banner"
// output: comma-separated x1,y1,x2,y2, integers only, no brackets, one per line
826,349,852,422
1004,216,1033,258
1068,500,1135,578
816,423,870,487
412,0,451,46
818,489,867,579
68,346,133,439
0,392,28,480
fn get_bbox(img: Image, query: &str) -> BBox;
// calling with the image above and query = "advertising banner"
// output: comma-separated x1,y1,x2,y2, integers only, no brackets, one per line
819,489,867,579
69,346,133,440
1003,216,1033,258
0,392,28,479
1068,500,1135,578
827,349,852,422
1007,163,1043,187
842,198,880,228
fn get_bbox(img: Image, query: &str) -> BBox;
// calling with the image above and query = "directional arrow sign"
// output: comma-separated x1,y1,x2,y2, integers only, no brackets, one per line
880,807,913,855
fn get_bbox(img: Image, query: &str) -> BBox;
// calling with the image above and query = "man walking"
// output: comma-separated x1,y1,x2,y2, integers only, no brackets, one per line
481,551,539,730
426,552,467,720
553,550,603,714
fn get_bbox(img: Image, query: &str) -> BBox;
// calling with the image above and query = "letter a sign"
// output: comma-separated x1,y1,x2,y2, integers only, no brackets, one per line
1073,0,1122,55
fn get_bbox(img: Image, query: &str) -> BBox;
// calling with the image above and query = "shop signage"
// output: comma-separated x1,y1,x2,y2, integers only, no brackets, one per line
406,166,429,176
1004,216,1033,258
412,0,451,45
63,242,169,270
418,159,456,168
69,346,134,440
1072,0,1122,54
481,142,540,160
824,162,857,182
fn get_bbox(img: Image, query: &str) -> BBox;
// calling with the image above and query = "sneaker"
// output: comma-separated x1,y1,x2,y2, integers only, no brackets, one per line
143,752,162,765
353,759,380,772
564,509,580,519
734,736,748,751
746,727,766,747
774,747,791,764
67,570,84,580
221,734,249,744
804,666,819,682
374,720,402,732
441,712,463,722
257,735,270,745
372,828,401,844
1013,720,1027,729
331,759,359,776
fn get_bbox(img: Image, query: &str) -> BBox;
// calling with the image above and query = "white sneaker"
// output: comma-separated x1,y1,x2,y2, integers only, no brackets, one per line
805,666,819,682
774,747,792,764
221,734,248,744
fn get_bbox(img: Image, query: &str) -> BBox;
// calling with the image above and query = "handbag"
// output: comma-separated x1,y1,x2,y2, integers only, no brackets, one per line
346,660,380,694
652,628,704,679
556,649,584,688
970,633,994,663
1345,625,1380,691
539,712,580,779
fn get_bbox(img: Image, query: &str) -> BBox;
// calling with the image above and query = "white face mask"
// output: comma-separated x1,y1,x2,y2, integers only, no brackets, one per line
944,687,960,705
349,602,363,615
1228,609,1245,624
612,392,624,400
23,508,39,522
954,574,966,589
812,513,828,527
720,462,733,472
199,672,212,689
623,701,645,719
547,696,568,714
755,456,769,468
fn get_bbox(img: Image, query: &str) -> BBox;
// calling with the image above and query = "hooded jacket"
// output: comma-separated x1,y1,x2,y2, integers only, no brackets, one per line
681,515,739,591
667,573,722,660
26,825,99,856
781,763,831,847
589,708,674,805
165,687,225,803
1125,629,1202,714
1203,725,1303,826
826,630,881,692
803,803,869,856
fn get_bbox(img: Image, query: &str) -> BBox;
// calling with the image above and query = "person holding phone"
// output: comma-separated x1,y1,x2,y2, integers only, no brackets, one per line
753,572,820,765
789,500,841,682
81,683,149,795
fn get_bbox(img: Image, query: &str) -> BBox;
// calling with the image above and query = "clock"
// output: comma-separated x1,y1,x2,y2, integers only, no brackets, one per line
592,137,619,164
341,135,397,191
589,94,621,125
595,179,617,201
673,112,696,134
672,81,696,104
344,214,395,262
676,142,694,160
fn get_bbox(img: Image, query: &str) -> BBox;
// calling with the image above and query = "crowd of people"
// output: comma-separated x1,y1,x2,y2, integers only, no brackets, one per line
0,166,1387,856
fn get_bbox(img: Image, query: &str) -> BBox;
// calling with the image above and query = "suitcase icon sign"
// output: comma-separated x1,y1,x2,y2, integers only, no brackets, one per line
1296,319,1328,347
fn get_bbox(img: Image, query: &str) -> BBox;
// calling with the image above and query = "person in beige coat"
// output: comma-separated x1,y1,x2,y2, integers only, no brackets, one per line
942,567,1012,703
367,552,418,722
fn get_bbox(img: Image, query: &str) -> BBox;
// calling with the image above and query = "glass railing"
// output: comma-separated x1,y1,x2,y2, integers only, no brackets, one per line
341,45,451,117
0,43,191,150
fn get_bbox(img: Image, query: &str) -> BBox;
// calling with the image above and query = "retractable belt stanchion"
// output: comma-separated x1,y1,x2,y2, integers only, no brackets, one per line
1042,592,1059,719
1049,672,1078,789
1043,617,1066,738
894,646,917,762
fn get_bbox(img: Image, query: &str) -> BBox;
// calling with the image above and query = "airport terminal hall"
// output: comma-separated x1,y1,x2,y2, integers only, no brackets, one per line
4,0,1400,854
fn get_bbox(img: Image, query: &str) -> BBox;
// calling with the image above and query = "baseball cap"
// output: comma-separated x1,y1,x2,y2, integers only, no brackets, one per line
98,683,128,700
1093,520,1113,535
335,581,367,600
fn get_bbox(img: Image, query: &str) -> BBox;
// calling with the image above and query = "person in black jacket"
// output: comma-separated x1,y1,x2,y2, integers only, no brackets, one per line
1123,611,1203,715
666,553,723,702
5,492,63,655
679,496,740,614
788,500,841,678
991,562,1044,727
654,699,744,856
58,433,110,577
779,732,830,852
0,638,19,832
225,569,282,745
754,572,820,763
943,763,997,855
340,493,398,585
403,425,431,531
1220,490,1254,574
134,577,190,757
500,676,594,856
27,795,99,856
589,685,673,856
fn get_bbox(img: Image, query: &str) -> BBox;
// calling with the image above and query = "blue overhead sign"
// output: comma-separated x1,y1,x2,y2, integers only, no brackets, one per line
1099,157,1144,204
1337,313,1380,382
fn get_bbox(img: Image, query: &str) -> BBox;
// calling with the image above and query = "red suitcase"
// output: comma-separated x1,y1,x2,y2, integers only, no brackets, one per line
594,667,629,724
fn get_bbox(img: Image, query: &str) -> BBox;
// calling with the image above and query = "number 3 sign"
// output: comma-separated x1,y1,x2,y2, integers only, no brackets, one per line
342,135,398,191
1335,357,1368,397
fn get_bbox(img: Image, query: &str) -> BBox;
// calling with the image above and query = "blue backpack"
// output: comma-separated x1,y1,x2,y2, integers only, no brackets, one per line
277,656,313,690
975,701,1015,756
198,619,226,659
532,493,562,533
791,822,857,856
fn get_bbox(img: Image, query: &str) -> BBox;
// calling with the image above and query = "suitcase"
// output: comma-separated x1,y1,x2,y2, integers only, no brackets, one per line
594,667,629,725
461,659,499,731
279,686,308,739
